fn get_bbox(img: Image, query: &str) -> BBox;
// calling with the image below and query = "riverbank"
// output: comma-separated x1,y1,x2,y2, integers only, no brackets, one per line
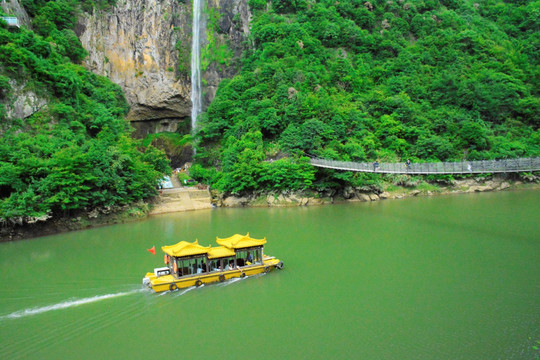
213,173,540,208
1,173,538,242
0,202,151,242
0,187,213,242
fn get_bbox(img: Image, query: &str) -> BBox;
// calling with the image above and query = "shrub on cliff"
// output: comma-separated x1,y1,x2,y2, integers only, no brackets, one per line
0,1,170,224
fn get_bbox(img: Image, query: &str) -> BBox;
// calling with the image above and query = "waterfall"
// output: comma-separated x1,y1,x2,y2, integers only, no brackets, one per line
191,0,202,137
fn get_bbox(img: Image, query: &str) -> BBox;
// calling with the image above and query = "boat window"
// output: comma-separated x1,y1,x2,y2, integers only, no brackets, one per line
195,257,206,273
236,250,247,266
223,257,235,270
253,248,262,265
235,249,262,266
177,258,187,276
177,257,204,276
208,259,221,272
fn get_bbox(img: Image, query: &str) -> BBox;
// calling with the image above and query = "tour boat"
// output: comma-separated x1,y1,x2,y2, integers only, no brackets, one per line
142,233,284,292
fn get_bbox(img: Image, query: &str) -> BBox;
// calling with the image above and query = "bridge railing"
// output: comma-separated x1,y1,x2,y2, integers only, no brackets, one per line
310,157,540,175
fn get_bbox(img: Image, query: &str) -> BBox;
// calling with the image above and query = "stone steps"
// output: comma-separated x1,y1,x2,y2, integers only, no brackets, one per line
150,188,212,215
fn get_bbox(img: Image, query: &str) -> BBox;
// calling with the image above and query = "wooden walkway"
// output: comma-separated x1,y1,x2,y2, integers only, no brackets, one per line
310,157,540,175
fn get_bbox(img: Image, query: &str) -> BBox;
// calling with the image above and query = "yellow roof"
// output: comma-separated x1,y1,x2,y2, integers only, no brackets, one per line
161,240,210,257
216,233,266,249
207,246,236,259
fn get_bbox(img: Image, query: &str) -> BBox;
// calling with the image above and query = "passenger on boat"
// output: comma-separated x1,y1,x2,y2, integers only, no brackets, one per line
246,252,253,264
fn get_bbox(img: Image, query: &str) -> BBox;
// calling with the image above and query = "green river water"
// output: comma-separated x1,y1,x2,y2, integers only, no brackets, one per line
0,190,539,359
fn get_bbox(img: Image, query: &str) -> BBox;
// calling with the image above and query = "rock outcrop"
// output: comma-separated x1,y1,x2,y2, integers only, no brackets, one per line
77,0,191,137
0,0,30,27
0,1,44,122
211,175,538,208
77,0,250,138
3,80,48,120
203,0,251,104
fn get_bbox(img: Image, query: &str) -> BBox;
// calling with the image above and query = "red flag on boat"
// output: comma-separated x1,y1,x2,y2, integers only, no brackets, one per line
147,246,156,255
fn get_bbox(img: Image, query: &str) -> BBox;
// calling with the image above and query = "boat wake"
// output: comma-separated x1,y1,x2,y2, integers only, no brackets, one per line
169,286,198,297
216,273,261,288
0,289,144,320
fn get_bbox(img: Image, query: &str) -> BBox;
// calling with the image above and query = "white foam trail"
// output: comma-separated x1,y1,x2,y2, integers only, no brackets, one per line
216,275,249,288
0,289,142,320
175,286,198,296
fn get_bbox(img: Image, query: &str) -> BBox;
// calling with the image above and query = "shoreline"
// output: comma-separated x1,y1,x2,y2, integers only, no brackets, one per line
1,174,538,242
211,174,540,208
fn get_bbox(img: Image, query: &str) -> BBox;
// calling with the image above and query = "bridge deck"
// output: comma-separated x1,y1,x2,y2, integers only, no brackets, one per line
310,158,540,175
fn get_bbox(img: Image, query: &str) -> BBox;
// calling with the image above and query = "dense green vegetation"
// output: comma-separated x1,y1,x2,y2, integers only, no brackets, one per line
0,1,169,223
1,0,539,225
194,0,539,194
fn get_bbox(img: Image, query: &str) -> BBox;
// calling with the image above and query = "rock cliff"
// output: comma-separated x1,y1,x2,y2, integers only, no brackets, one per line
77,0,250,138
203,0,251,105
4,80,47,120
1,0,44,122
0,0,30,27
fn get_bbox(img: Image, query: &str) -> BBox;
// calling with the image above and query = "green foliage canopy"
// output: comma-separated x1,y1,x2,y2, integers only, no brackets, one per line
0,1,169,222
194,0,539,193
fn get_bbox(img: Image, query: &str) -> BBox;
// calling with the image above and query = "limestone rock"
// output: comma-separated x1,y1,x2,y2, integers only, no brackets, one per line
343,186,355,199
276,194,287,204
78,0,191,136
204,0,251,105
4,81,47,120
289,193,308,205
379,191,392,199
470,186,492,193
498,182,510,190
222,196,249,207
356,193,372,202
288,87,298,99
77,0,250,137
88,209,99,219
0,0,30,27
307,197,322,205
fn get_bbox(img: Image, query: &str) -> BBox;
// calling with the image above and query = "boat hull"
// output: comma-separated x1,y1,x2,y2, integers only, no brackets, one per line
143,257,282,293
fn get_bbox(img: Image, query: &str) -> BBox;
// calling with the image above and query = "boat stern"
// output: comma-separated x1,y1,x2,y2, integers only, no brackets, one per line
263,255,284,271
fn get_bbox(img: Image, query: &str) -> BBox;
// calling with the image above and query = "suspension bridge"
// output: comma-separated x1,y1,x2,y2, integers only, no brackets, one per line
310,157,540,175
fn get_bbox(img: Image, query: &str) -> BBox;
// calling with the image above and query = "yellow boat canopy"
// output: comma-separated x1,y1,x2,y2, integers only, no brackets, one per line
207,246,236,259
216,233,266,249
162,240,211,257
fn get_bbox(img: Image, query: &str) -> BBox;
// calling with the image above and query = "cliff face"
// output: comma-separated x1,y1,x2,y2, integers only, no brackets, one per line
1,0,44,122
77,0,250,138
204,0,251,105
0,0,30,27
78,0,191,137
